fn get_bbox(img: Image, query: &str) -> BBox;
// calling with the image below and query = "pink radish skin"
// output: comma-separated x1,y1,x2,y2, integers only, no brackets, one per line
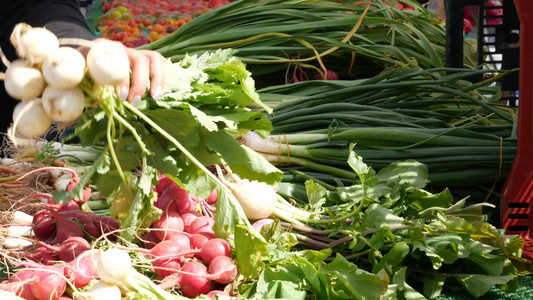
56,237,91,262
152,211,184,241
142,230,161,249
206,188,218,205
190,232,215,250
46,207,84,244
188,216,215,235
153,258,181,278
198,238,232,264
23,246,59,265
30,265,67,300
32,210,56,240
155,174,177,196
180,210,201,232
93,215,120,240
208,256,238,284
155,185,198,213
2,269,38,300
314,69,339,80
64,250,100,288
176,261,213,298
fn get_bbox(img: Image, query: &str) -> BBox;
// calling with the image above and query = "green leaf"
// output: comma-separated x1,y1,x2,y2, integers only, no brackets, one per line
456,274,515,298
381,242,410,268
234,225,270,280
321,254,385,300
422,276,446,299
305,180,327,211
376,159,428,193
361,204,405,229
391,267,427,300
203,129,282,184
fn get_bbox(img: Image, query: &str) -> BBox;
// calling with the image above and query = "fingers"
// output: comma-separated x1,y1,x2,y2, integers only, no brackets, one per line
117,47,166,105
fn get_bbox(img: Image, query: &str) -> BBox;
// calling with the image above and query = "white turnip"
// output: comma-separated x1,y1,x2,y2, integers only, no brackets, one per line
3,59,46,100
42,47,86,89
216,165,278,220
10,23,59,64
12,100,51,138
96,248,132,284
41,86,85,123
86,40,130,86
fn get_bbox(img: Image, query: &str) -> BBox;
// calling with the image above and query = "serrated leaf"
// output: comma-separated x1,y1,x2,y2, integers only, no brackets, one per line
234,224,270,279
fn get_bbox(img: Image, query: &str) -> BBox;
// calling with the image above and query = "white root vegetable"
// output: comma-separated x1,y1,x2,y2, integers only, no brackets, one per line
86,40,130,86
96,248,132,284
7,225,33,237
11,211,34,225
42,47,86,89
216,165,278,220
3,59,46,100
0,290,25,300
10,23,59,64
41,86,85,123
73,281,122,300
12,100,51,138
1,237,33,249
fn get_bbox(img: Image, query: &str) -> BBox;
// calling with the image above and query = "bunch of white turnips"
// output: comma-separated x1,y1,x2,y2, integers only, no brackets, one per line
1,23,130,138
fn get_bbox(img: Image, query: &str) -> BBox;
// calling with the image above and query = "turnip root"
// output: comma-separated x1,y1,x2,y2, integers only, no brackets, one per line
42,47,86,89
10,23,59,64
12,100,51,138
3,59,46,100
86,40,130,86
216,165,278,220
96,248,132,284
41,86,85,123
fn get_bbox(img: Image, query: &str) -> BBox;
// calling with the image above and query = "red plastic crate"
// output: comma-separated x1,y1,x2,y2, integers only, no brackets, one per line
501,0,533,240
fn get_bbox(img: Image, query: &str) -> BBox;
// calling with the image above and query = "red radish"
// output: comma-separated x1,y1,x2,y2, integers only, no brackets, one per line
1,269,38,300
190,232,216,250
155,174,177,196
314,69,339,80
208,256,238,284
153,258,181,278
30,266,67,300
180,211,201,232
198,238,232,264
152,211,184,241
56,237,91,262
141,231,161,249
57,200,80,212
175,261,212,298
93,215,120,239
206,188,218,205
155,185,197,213
32,210,56,240
45,207,84,245
64,250,100,288
188,216,215,235
23,246,59,265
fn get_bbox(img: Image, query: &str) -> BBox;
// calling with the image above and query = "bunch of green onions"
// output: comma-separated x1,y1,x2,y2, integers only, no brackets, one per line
141,0,477,86
246,67,517,190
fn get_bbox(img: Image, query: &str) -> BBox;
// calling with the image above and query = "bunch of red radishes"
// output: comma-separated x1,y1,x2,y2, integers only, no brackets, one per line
1,23,130,138
138,175,237,298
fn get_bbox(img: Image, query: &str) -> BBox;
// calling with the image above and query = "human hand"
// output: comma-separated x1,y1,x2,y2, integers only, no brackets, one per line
79,38,166,105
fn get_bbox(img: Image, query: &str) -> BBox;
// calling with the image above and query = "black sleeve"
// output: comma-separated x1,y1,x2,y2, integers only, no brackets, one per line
0,0,96,135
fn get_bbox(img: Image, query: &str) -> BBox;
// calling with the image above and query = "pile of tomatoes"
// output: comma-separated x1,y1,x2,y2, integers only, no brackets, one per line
96,0,231,47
